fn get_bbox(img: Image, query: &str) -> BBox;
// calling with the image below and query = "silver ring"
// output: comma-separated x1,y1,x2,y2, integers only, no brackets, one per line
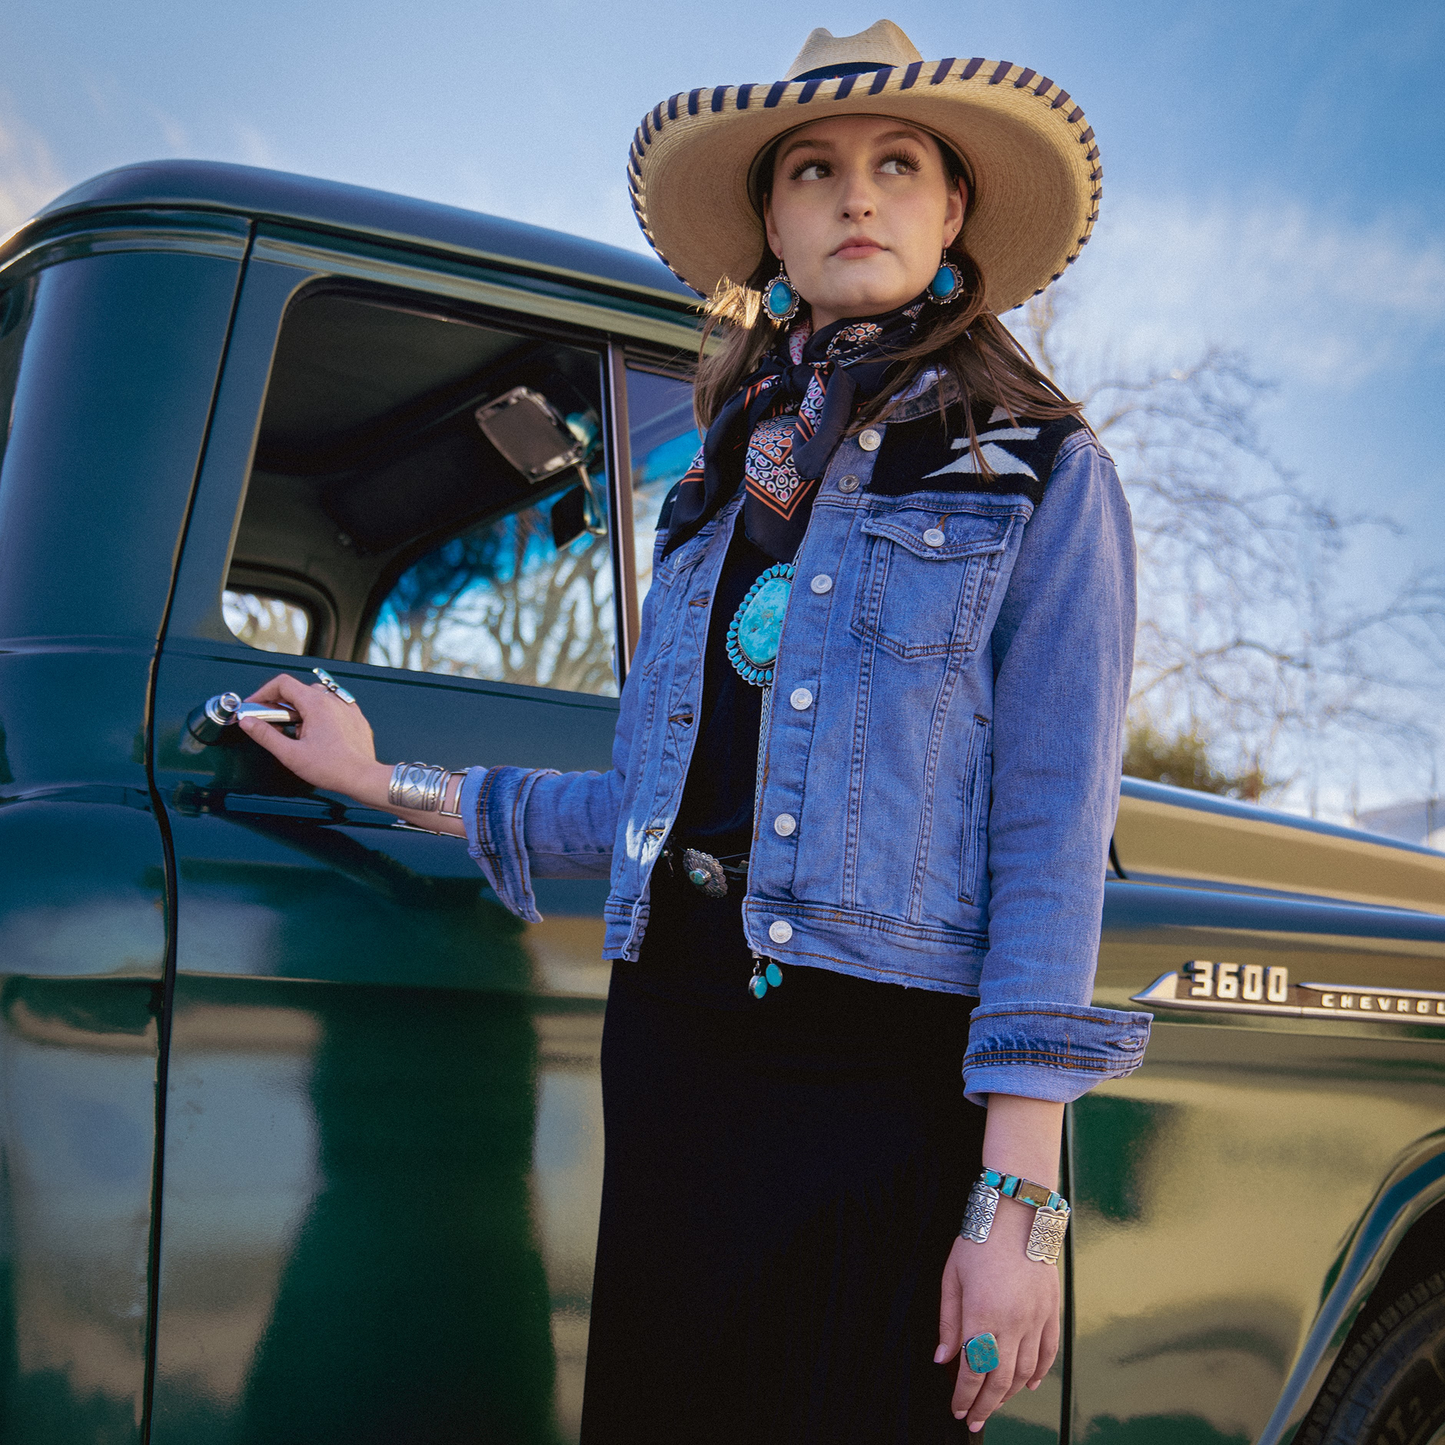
312,667,356,705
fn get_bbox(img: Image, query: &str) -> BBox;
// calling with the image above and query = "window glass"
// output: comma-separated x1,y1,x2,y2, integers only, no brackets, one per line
368,484,616,696
625,367,699,607
223,589,313,655
227,290,616,697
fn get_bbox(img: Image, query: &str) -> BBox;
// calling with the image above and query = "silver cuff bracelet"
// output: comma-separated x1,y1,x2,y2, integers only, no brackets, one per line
960,1179,1000,1245
389,762,446,812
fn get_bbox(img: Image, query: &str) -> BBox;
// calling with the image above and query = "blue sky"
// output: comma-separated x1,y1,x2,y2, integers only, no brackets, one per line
3,0,1444,806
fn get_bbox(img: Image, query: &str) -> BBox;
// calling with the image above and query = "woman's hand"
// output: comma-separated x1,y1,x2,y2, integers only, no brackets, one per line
237,673,393,809
937,1092,1065,1429
935,1201,1060,1429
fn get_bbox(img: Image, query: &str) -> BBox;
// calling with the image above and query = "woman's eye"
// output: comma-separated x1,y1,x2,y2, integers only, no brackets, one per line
878,154,921,176
790,160,829,181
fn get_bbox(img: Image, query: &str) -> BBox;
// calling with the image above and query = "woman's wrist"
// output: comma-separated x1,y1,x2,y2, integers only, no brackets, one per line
356,759,401,811
981,1094,1065,1190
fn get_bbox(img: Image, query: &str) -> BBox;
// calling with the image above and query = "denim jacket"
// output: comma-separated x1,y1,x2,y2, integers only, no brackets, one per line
461,386,1153,1105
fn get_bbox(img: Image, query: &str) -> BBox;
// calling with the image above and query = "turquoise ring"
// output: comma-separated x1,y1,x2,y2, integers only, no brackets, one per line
964,1332,1000,1374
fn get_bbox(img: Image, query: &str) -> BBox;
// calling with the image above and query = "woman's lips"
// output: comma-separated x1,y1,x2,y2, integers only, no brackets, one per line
832,240,885,259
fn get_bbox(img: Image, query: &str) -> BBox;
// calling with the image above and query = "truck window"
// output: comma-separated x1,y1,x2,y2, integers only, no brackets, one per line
222,587,314,655
228,289,619,696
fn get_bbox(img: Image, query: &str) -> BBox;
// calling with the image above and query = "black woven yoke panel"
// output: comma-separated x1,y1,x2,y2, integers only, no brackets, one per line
867,400,1084,506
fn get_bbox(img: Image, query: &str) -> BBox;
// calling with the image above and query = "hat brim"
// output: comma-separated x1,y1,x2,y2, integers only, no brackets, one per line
629,61,1101,314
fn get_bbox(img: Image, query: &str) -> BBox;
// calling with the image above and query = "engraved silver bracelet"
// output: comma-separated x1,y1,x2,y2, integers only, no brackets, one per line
959,1171,1071,1266
388,763,469,819
389,761,447,812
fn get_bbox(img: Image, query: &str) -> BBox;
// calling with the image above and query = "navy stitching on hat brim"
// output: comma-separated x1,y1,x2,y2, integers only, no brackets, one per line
628,59,1102,311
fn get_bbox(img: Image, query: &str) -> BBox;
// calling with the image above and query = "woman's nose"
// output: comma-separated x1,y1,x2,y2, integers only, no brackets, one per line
838,172,877,221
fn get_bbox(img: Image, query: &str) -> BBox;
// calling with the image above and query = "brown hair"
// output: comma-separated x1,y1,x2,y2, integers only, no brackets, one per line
693,137,1081,469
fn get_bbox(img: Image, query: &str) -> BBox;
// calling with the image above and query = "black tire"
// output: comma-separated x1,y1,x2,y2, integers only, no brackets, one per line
1301,1271,1445,1445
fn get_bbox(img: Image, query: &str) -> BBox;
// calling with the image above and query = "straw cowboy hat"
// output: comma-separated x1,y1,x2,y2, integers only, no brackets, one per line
628,19,1100,314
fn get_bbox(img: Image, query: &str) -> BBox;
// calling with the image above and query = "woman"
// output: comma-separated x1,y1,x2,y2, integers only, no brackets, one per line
241,20,1152,1439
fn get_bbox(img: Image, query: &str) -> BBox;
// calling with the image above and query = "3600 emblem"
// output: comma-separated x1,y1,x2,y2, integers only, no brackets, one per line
1132,963,1445,1026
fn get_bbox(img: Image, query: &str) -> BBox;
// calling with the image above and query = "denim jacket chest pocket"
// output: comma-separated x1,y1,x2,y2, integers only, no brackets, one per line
850,498,1027,659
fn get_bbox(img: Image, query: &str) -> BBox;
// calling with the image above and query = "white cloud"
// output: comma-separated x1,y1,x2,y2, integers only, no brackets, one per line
1055,190,1445,390
0,105,67,234
231,122,284,170
147,105,191,156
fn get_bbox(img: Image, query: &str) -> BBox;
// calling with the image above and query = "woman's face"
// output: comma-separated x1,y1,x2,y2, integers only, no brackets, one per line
763,114,966,331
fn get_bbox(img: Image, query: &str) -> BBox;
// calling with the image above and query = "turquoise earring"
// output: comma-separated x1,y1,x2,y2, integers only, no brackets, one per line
929,253,965,304
763,265,801,324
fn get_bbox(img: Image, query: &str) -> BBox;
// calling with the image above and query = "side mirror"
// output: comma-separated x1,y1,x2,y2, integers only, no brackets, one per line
550,474,608,550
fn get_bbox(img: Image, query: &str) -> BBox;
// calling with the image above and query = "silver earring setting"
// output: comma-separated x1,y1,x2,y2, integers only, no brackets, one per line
763,265,800,324
929,253,965,304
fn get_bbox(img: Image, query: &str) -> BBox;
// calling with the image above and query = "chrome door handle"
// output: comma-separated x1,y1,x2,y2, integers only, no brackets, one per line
183,691,301,751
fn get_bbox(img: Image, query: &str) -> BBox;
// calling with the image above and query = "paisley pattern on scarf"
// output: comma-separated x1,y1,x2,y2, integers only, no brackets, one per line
742,415,812,519
664,299,926,563
741,318,906,527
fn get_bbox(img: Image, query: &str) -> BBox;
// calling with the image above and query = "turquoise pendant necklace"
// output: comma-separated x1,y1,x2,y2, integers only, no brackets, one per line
725,562,794,686
726,561,796,999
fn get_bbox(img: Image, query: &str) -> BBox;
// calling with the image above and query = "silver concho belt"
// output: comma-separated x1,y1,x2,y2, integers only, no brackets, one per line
665,846,749,899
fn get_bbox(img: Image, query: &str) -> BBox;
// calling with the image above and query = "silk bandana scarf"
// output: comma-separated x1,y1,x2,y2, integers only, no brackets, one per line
663,297,926,563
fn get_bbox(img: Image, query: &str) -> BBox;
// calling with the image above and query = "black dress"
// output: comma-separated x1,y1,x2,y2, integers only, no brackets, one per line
580,520,986,1445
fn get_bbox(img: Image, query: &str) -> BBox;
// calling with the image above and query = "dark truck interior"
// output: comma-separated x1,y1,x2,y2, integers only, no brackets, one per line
226,288,620,692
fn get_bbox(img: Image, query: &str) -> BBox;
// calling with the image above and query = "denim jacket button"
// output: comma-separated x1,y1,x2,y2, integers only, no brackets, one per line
837,473,860,493
810,574,833,595
768,919,793,943
789,688,813,711
773,813,797,837
858,428,881,451
923,527,945,547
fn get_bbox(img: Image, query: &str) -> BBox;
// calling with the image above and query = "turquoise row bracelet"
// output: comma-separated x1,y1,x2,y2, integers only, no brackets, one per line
960,1170,1071,1265
981,1168,1069,1215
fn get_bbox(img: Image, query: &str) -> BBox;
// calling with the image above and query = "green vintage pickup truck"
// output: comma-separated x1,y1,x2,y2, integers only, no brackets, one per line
1,161,1443,1445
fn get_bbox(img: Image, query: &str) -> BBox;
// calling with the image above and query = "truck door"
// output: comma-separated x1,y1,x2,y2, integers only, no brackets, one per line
145,241,698,1445
0,221,248,1445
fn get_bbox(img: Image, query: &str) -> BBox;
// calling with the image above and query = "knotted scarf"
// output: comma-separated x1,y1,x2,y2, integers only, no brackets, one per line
663,296,926,563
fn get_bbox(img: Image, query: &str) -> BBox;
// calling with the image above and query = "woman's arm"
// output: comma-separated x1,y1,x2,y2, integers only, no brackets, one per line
962,431,1147,1105
936,1094,1065,1429
935,432,1146,1429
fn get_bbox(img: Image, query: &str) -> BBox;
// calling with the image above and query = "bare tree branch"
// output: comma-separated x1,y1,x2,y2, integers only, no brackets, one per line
1018,287,1445,810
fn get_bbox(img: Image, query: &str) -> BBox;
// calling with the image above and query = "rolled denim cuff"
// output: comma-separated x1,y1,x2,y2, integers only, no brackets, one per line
459,764,559,924
962,1001,1153,1108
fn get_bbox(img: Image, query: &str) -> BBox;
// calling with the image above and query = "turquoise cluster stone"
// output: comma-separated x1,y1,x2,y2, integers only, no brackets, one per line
726,563,795,687
736,576,789,664
929,264,958,301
